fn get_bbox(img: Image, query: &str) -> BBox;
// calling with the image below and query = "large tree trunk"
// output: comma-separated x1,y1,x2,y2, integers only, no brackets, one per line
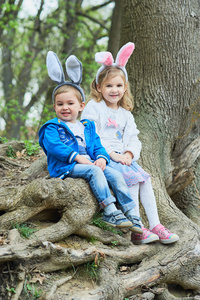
122,0,200,181
119,0,200,297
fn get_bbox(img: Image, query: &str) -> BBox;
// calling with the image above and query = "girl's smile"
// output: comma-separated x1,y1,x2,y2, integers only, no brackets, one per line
97,75,127,110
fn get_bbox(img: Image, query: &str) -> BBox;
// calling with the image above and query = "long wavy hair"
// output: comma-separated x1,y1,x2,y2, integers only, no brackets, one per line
88,66,134,111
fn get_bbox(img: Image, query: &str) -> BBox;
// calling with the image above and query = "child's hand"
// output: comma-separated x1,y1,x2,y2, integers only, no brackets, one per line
94,158,106,171
123,151,133,166
110,152,127,165
75,154,94,165
110,151,133,166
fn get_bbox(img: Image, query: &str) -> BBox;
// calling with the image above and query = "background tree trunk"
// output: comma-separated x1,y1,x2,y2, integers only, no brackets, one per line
107,0,121,57
121,0,200,223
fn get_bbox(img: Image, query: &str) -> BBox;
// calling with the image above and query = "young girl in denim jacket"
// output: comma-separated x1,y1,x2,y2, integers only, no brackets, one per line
81,42,179,244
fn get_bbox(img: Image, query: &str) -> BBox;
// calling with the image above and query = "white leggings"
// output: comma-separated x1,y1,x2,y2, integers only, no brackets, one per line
129,178,160,230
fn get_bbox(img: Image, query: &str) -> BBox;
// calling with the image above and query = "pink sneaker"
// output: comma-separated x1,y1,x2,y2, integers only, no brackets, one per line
131,227,159,244
151,224,179,244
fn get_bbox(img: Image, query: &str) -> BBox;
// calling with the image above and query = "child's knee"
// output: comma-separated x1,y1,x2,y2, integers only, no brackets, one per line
87,165,104,179
92,165,104,177
111,173,126,186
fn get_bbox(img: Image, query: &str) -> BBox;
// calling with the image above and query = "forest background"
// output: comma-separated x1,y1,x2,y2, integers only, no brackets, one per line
0,0,116,140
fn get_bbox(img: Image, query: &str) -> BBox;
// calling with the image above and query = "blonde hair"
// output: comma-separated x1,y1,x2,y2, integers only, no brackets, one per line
54,85,83,104
89,67,134,111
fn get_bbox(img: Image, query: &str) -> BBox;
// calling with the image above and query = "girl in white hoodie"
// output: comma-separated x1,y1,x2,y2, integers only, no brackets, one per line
82,42,179,245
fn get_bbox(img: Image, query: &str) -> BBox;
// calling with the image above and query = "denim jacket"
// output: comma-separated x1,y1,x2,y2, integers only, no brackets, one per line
38,117,110,178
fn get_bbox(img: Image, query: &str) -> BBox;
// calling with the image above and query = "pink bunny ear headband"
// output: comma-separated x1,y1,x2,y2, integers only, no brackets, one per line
95,42,135,84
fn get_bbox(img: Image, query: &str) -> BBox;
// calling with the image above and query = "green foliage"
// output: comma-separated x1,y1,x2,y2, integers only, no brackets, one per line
6,145,16,158
6,287,16,294
46,18,58,25
11,223,37,239
25,283,43,299
91,212,123,236
84,261,99,281
0,0,113,139
74,251,104,282
1,2,18,13
87,236,98,243
40,102,56,126
24,140,40,156
111,240,119,247
0,136,8,143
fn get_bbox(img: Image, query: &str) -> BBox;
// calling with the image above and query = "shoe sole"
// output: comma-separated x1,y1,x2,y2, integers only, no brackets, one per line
132,235,159,244
103,220,132,228
159,236,179,244
129,226,143,234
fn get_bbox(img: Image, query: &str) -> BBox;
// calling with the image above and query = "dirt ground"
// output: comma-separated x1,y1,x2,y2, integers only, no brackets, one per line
0,230,101,300
32,234,100,300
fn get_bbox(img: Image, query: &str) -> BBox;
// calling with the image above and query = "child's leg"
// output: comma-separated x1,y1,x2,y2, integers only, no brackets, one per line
128,178,179,244
128,183,141,224
103,165,143,233
69,164,132,228
139,178,160,230
70,164,115,207
139,178,179,243
129,183,159,244
103,165,135,213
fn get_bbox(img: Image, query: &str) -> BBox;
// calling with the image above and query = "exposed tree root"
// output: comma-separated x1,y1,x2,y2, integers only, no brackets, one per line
75,224,131,246
167,137,200,196
11,268,25,300
43,275,72,300
1,227,200,299
1,142,200,299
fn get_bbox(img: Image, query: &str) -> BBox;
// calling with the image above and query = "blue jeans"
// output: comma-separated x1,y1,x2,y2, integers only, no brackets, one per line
68,164,135,213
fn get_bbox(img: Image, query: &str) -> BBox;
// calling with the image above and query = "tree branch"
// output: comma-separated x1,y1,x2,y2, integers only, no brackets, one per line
23,77,52,114
85,1,114,13
77,11,109,30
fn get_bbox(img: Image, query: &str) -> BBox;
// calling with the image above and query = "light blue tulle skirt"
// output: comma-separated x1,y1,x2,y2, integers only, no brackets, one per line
108,160,150,187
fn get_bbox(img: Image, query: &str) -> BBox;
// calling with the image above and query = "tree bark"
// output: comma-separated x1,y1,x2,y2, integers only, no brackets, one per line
119,0,200,298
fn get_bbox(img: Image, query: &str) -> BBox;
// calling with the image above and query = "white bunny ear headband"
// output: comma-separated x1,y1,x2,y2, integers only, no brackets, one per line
46,51,85,102
95,42,135,84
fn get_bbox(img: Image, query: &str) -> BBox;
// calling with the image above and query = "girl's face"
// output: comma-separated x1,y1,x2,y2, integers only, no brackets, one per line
97,75,127,110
